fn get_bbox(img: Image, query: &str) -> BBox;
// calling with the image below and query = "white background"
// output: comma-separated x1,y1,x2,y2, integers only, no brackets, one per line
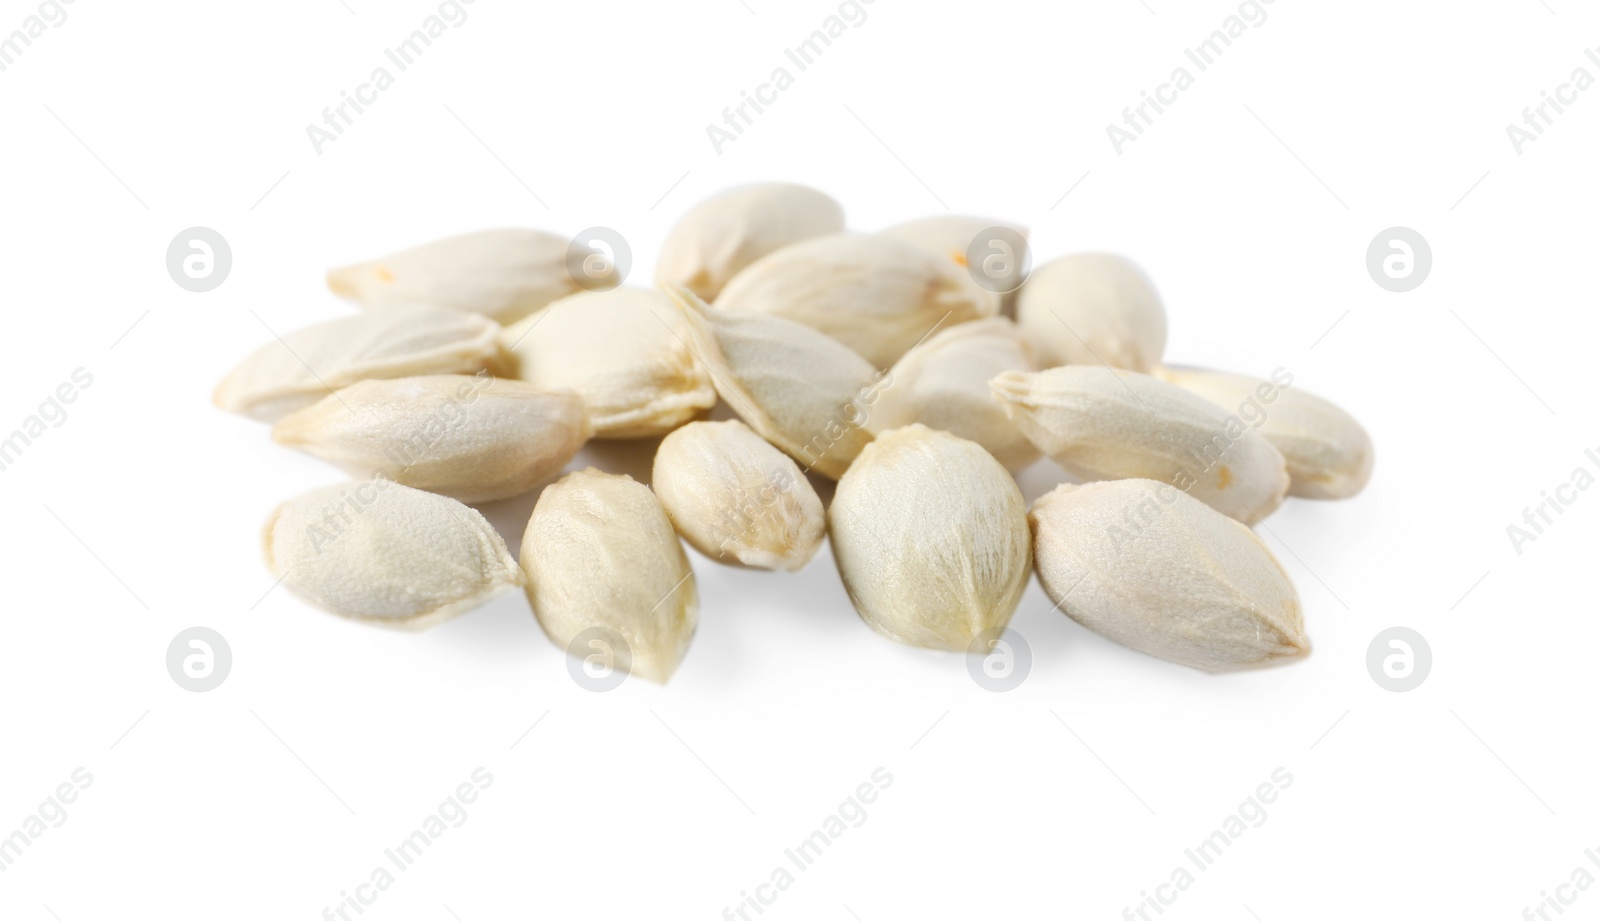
1,1,1596,919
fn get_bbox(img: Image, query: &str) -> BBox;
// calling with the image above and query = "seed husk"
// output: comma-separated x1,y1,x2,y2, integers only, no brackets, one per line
520,469,697,683
272,374,590,503
652,420,825,571
714,232,999,368
871,318,1041,471
499,287,717,438
327,229,580,324
662,283,883,479
1030,478,1308,671
1154,365,1374,499
263,480,521,629
214,305,503,423
828,425,1031,651
1015,253,1167,372
990,366,1289,522
656,183,845,301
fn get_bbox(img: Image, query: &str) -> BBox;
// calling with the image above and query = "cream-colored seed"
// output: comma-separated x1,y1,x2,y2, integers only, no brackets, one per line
214,305,502,423
652,420,825,571
880,214,1028,267
871,318,1041,470
327,229,581,324
990,366,1289,522
1030,479,1308,671
221,190,1370,687
263,481,521,629
520,469,697,684
272,375,590,503
829,425,1032,651
1015,253,1167,372
656,183,845,301
499,287,717,438
662,284,882,479
714,232,999,368
1154,365,1374,499
880,215,1030,314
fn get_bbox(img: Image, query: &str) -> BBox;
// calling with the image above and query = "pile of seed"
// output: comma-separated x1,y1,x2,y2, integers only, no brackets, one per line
217,183,1373,682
